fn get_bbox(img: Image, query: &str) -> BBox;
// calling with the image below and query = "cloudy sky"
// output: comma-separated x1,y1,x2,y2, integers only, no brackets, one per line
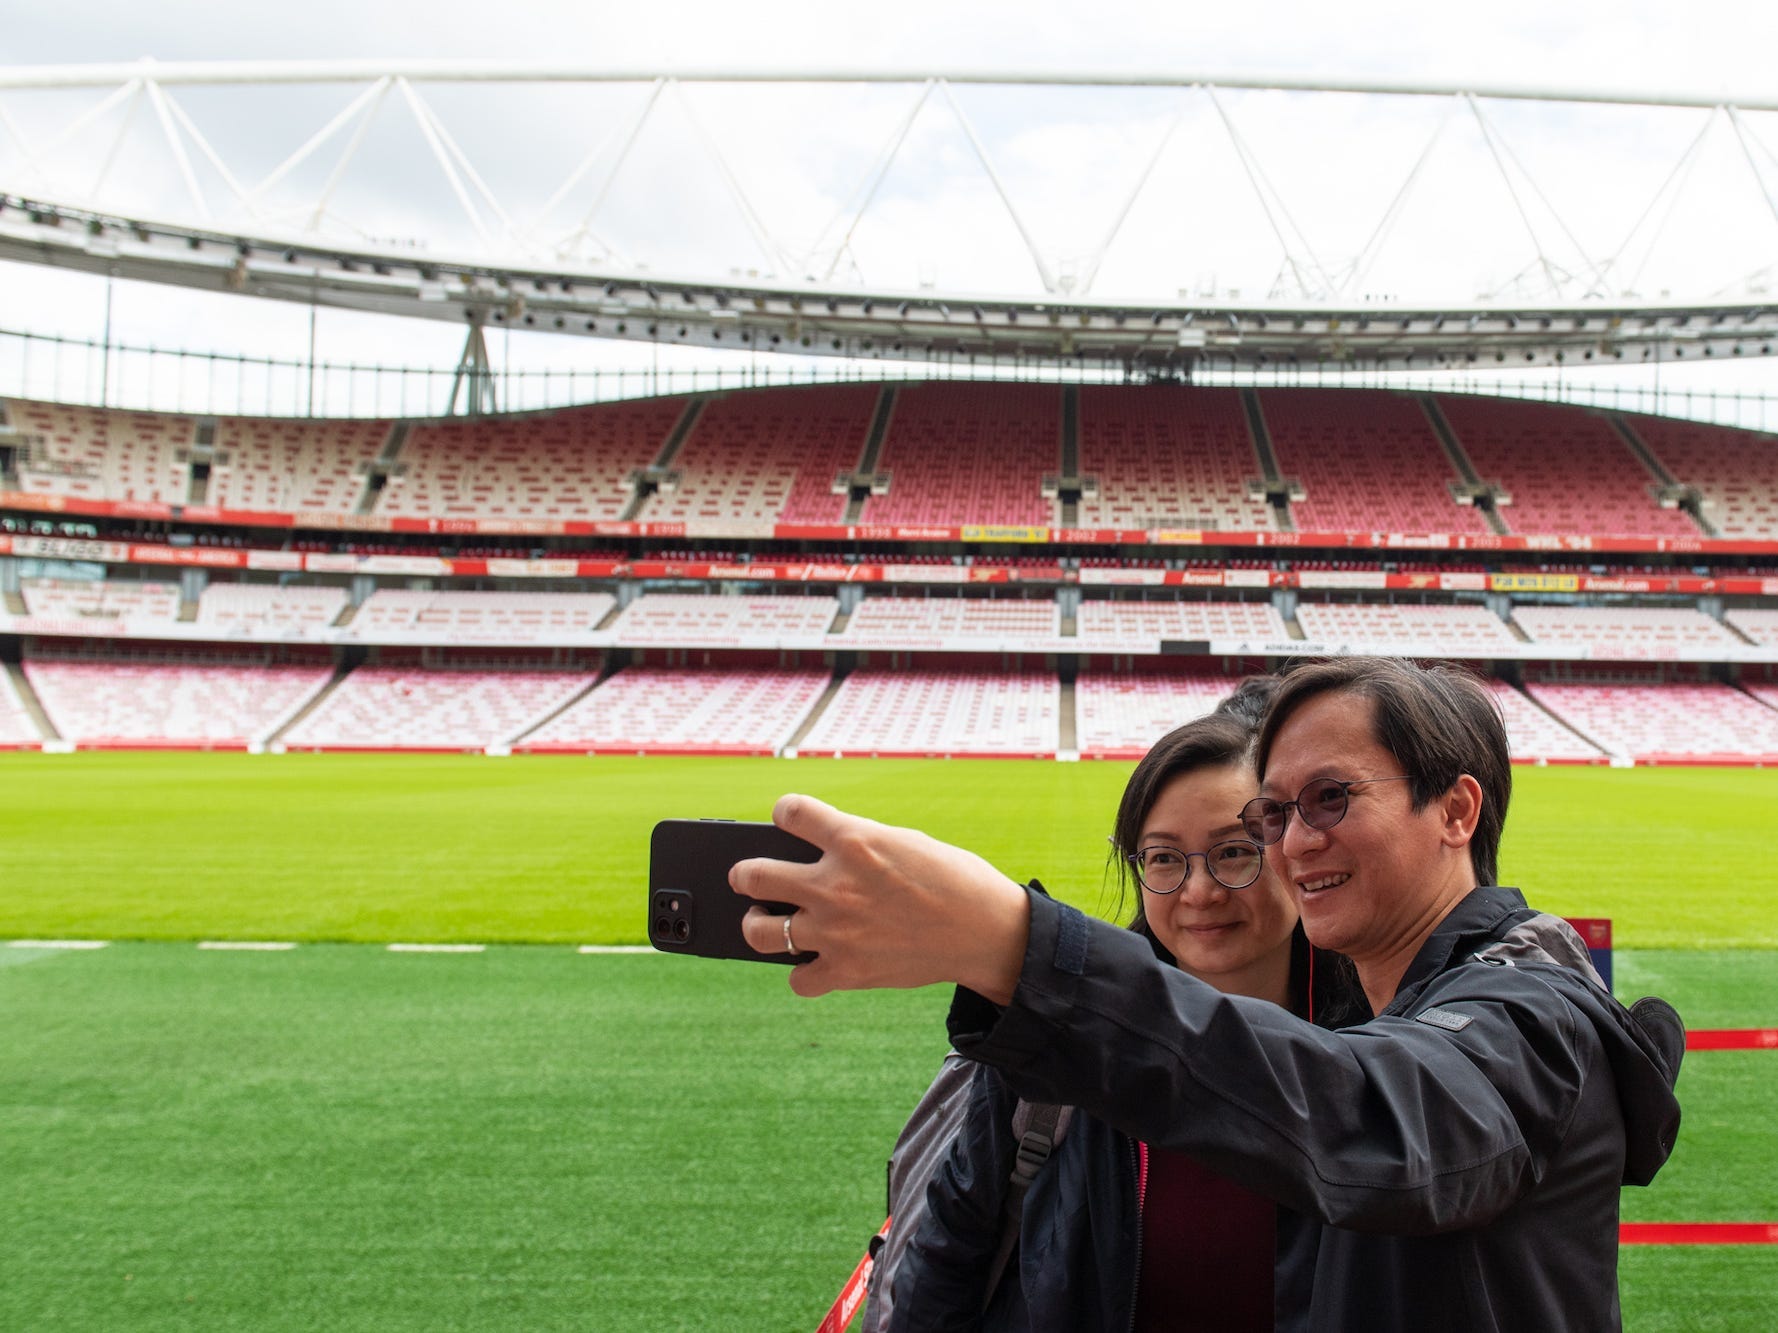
3,1,1776,418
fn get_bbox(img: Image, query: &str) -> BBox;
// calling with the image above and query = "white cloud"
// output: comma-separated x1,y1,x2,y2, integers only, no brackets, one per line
2,1,1777,408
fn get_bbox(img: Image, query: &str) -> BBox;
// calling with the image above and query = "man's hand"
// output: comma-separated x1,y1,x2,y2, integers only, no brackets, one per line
733,793,1031,1002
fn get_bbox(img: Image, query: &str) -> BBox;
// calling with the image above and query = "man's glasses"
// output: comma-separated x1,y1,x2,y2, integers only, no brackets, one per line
1122,839,1265,893
1240,775,1411,846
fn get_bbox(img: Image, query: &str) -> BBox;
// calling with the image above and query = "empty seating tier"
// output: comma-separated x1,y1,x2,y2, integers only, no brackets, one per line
1511,606,1743,659
1294,601,1519,654
1742,683,1778,717
635,385,879,529
860,383,1059,526
0,671,42,745
24,660,333,748
197,583,350,634
1260,390,1492,535
1626,414,1778,540
6,399,196,504
1075,386,1274,532
798,670,1059,757
1074,671,1237,759
209,416,392,514
1486,679,1607,763
1073,599,1288,652
19,578,182,630
609,594,838,646
1438,395,1700,539
836,597,1061,648
348,589,617,642
383,398,686,520
519,667,830,755
280,667,596,751
1725,609,1778,647
1526,679,1778,763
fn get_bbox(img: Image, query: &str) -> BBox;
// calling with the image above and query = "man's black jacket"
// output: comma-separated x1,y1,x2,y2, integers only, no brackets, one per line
944,885,1684,1331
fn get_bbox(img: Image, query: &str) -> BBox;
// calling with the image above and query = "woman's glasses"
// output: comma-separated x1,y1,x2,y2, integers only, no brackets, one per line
1123,839,1265,893
1240,775,1411,845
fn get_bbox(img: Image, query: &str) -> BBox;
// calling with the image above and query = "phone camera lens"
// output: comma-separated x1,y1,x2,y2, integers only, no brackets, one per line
672,919,691,943
654,915,672,940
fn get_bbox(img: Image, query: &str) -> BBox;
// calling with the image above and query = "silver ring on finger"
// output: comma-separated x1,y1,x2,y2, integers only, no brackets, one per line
782,912,800,956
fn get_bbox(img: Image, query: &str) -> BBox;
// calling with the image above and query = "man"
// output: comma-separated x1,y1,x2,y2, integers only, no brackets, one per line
736,657,1682,1330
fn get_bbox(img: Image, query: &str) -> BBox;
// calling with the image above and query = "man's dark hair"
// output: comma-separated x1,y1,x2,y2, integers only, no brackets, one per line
1254,657,1511,886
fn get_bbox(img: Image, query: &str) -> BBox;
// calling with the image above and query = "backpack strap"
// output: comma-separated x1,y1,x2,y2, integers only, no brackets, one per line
982,1100,1072,1309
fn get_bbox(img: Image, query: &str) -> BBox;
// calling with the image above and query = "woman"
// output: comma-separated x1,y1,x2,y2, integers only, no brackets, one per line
885,680,1362,1332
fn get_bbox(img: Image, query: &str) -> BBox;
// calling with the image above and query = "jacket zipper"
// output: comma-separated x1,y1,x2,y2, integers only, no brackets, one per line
1127,1138,1145,1333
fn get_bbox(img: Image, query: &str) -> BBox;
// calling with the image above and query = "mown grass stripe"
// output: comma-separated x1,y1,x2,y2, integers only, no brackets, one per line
7,939,109,950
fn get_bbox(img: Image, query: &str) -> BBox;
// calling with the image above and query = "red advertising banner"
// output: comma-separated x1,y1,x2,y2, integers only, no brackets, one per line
9,489,1778,555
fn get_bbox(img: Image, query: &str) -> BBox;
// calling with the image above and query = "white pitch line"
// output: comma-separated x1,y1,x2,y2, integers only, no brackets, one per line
578,945,655,954
387,943,487,953
7,939,109,950
199,941,298,951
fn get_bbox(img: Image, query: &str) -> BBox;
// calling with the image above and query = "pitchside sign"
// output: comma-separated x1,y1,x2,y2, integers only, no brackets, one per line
1565,917,1613,992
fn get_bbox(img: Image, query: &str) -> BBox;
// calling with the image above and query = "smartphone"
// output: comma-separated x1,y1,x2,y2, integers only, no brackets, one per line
648,819,822,964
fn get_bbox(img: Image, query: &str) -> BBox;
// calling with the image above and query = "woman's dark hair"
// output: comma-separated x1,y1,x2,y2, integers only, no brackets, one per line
1110,675,1364,1027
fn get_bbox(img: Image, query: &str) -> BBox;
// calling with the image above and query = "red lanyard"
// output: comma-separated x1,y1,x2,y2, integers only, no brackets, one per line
816,1217,891,1333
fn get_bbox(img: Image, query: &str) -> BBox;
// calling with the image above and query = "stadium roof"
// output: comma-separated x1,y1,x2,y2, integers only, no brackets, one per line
3,193,1774,375
4,61,1778,375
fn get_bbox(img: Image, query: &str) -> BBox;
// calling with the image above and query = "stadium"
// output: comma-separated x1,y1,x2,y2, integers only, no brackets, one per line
2,40,1775,1332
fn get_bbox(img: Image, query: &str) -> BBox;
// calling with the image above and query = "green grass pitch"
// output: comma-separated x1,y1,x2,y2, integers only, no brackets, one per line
3,752,1775,947
1,753,1774,1329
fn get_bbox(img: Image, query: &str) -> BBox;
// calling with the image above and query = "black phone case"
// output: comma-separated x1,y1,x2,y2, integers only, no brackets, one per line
648,819,821,964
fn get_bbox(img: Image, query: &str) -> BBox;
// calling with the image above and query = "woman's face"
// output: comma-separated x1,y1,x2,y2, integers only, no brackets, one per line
1137,761,1299,1003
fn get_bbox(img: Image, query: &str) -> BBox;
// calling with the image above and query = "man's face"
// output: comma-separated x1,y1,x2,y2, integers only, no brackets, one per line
1259,689,1453,966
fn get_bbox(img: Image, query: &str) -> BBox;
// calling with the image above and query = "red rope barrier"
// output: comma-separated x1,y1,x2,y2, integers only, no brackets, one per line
1622,1223,1778,1244
1685,1028,1778,1051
